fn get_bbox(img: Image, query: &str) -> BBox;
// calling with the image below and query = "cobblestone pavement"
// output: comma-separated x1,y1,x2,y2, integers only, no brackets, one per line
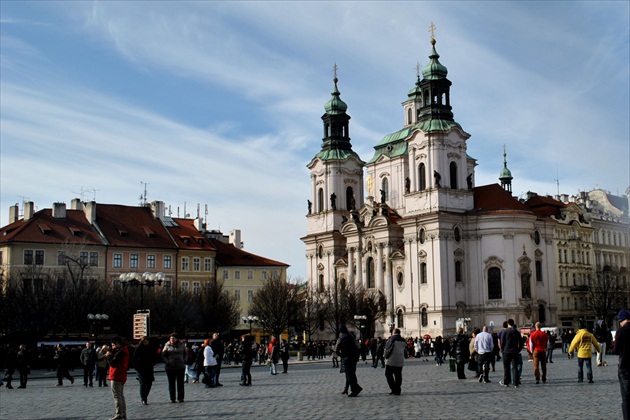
0,352,622,419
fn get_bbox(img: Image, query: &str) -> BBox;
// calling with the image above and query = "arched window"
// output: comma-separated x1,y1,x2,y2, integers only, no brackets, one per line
317,188,324,212
381,178,389,202
488,267,502,299
397,309,404,328
407,108,412,125
367,257,375,288
421,307,428,327
318,274,324,293
420,262,427,284
455,261,462,283
536,260,543,282
346,186,355,211
418,163,426,190
538,304,546,324
449,161,458,189
339,277,346,290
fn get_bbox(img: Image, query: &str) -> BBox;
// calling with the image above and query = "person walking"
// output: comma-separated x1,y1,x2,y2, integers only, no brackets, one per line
452,327,470,380
569,318,601,384
499,319,523,387
132,336,156,406
267,337,279,375
203,338,218,387
280,339,290,373
376,337,386,368
384,328,406,395
106,336,129,420
3,346,17,389
594,320,611,367
546,331,556,363
614,309,630,420
54,344,74,386
80,342,97,387
162,333,188,403
474,326,494,383
239,335,254,386
15,344,30,389
336,325,362,397
210,333,225,386
528,322,548,384
96,345,109,387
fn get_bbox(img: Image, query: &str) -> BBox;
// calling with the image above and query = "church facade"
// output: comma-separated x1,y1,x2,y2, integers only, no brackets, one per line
302,35,558,338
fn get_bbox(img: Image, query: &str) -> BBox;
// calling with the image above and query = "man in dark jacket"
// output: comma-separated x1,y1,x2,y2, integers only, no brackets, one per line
614,309,630,420
499,319,523,387
80,342,97,387
384,328,406,395
594,320,611,367
210,333,225,386
336,325,362,397
452,327,470,379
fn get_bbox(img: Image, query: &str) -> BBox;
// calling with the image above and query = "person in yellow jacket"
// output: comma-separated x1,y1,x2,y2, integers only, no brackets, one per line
569,318,601,383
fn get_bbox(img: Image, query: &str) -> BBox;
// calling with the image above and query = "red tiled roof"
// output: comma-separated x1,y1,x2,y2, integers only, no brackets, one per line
95,204,176,249
470,184,532,215
524,195,566,218
209,238,289,268
169,218,216,251
0,209,104,245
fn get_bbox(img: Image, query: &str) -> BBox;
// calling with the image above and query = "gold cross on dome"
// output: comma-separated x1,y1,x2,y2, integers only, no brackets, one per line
429,22,436,40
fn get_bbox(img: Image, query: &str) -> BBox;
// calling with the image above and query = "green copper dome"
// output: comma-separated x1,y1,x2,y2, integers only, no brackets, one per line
499,166,513,179
422,39,448,81
407,75,422,99
324,78,348,115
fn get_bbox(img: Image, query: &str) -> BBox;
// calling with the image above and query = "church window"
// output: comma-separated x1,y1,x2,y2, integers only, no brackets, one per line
318,188,324,212
536,260,543,282
318,274,324,292
421,307,428,327
449,162,458,189
397,272,403,286
420,262,427,284
397,309,404,328
419,228,426,244
367,257,375,288
454,226,461,242
418,163,427,190
381,178,389,202
339,277,346,290
488,267,502,299
455,261,462,283
407,108,412,125
538,304,546,323
346,186,355,211
534,230,541,245
318,245,323,259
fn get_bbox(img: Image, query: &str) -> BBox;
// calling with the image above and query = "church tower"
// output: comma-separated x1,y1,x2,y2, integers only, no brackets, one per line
302,69,365,292
499,146,513,193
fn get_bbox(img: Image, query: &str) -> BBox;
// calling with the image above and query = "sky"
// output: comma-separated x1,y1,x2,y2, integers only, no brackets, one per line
1,1,629,280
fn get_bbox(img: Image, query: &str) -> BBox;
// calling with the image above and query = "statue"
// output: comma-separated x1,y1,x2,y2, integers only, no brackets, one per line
434,170,441,188
466,173,473,190
521,271,531,299
379,189,386,204
349,195,356,211
405,177,411,194
307,200,312,214
330,192,336,210
341,215,348,224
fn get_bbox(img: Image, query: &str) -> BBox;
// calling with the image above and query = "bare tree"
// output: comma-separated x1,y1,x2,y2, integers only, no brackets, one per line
587,266,627,324
250,274,295,339
197,278,241,335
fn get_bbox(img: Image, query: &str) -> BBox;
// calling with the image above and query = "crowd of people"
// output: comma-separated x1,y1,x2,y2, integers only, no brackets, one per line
0,313,627,420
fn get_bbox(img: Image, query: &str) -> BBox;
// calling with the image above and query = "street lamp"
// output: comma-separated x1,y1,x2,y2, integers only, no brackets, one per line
119,272,165,310
242,315,259,336
87,313,109,341
354,315,367,343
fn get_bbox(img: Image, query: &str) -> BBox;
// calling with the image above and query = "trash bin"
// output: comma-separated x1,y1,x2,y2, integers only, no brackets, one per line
298,352,303,361
449,358,456,372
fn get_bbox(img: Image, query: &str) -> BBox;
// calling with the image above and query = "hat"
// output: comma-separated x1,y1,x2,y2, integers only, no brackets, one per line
618,309,630,322
578,318,587,329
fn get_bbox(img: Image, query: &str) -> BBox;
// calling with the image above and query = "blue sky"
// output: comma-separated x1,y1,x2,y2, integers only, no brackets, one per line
1,1,629,280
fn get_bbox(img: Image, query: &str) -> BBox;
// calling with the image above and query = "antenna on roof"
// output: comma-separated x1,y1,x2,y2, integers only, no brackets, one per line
140,181,149,206
554,166,560,196
205,204,208,221
18,196,30,218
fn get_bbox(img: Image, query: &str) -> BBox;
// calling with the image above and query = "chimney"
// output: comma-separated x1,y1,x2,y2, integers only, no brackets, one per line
229,229,243,249
85,201,97,224
194,218,204,232
8,204,19,224
561,194,569,203
71,198,83,210
151,201,165,219
52,202,67,218
24,201,35,220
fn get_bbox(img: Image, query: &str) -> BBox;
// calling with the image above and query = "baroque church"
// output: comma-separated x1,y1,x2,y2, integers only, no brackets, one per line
302,34,558,338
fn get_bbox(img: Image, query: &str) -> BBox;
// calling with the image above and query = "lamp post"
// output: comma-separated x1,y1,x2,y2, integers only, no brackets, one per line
87,313,109,341
119,272,165,310
242,315,259,336
354,315,367,343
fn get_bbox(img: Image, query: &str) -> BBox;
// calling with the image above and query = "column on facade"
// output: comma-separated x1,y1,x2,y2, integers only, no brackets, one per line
376,243,384,292
384,244,393,307
356,247,364,288
409,146,417,192
347,247,355,286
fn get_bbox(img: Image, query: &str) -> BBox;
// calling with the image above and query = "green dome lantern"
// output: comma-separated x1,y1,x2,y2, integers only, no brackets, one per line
422,38,448,81
324,77,348,115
